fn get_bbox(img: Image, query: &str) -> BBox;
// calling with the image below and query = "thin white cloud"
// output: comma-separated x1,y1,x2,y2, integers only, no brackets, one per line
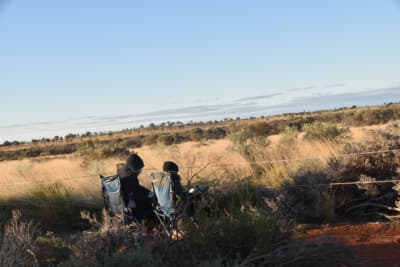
1,85,399,142
236,93,282,102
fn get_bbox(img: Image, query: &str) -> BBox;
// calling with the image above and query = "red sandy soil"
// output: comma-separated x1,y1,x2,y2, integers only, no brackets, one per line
304,223,400,267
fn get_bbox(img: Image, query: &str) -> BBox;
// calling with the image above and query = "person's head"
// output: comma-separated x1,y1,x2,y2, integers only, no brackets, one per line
163,161,179,173
126,153,144,173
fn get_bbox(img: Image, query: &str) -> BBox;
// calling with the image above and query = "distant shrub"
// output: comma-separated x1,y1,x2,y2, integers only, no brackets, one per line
278,126,299,145
190,128,204,141
289,116,315,130
126,136,143,148
143,135,158,146
2,140,11,146
77,140,129,166
157,135,176,146
349,109,398,126
303,122,348,141
228,129,254,145
248,122,273,136
205,127,227,139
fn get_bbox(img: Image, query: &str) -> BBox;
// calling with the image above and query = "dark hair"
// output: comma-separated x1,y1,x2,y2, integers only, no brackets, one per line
126,154,144,172
163,161,179,173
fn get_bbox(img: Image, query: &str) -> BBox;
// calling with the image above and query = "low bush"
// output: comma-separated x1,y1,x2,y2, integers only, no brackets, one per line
143,135,158,146
278,126,299,145
63,210,144,266
327,127,400,219
76,140,129,166
0,183,102,229
248,122,274,136
328,127,400,183
228,129,254,145
0,210,39,266
157,135,177,146
350,109,397,126
183,209,293,262
279,168,333,222
303,122,349,141
205,127,227,139
190,128,204,141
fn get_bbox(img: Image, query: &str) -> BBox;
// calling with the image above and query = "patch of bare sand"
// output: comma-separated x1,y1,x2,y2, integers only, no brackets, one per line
304,223,400,267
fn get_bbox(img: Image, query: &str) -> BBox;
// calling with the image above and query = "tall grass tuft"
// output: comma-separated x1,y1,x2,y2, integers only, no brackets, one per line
0,183,102,229
0,210,39,266
303,122,349,142
279,126,299,145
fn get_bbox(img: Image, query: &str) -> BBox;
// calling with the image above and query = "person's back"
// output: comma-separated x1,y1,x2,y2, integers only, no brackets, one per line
163,161,184,193
118,154,153,219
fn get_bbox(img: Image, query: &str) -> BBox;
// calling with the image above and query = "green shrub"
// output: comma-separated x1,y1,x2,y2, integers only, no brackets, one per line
0,183,102,229
184,209,293,261
77,140,129,164
190,128,204,141
157,135,176,146
303,122,348,141
248,122,273,136
205,127,227,139
278,126,299,145
280,168,333,221
228,129,254,145
143,135,158,146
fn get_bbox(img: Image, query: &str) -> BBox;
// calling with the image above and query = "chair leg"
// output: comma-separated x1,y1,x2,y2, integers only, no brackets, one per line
154,212,171,237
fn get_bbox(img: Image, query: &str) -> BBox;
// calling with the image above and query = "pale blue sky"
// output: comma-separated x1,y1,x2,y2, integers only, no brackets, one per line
1,0,400,142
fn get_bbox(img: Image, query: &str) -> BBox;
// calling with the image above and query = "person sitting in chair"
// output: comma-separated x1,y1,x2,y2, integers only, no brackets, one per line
163,161,186,202
118,153,153,220
163,161,184,192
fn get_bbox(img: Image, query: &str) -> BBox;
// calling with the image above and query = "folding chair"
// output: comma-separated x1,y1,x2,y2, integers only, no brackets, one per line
150,172,186,238
99,175,128,221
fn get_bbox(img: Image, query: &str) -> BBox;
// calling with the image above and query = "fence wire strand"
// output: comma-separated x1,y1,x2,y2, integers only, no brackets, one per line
1,147,400,206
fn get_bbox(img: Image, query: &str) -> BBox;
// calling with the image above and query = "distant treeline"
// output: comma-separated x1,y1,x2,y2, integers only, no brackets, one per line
1,103,399,162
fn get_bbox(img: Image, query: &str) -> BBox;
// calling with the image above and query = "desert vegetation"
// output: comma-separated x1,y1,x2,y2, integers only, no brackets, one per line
1,104,400,265
1,103,399,162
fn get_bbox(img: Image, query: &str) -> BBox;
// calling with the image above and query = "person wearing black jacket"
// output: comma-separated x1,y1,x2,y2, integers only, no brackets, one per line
163,161,185,200
118,153,153,219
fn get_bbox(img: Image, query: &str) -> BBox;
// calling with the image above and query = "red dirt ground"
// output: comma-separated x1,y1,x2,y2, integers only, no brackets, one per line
304,223,400,267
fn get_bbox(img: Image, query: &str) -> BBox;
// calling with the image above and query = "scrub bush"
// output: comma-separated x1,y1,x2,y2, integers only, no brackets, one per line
303,122,348,141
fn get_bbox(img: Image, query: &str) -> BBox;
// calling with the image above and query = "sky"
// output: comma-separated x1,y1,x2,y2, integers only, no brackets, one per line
1,0,400,142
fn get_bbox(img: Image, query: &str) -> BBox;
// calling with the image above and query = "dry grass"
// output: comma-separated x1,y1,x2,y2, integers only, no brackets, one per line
242,138,341,188
0,139,247,198
0,121,398,199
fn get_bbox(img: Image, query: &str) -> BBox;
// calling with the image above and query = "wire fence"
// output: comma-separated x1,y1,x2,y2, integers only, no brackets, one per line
3,147,400,186
0,147,400,206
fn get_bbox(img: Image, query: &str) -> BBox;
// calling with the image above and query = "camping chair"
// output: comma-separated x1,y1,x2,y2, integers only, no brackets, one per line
150,172,187,238
99,175,128,222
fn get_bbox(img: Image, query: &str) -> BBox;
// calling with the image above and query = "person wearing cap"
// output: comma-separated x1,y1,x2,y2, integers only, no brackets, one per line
118,153,153,219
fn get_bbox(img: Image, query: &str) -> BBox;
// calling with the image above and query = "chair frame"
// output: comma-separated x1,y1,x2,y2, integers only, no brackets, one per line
151,174,188,239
